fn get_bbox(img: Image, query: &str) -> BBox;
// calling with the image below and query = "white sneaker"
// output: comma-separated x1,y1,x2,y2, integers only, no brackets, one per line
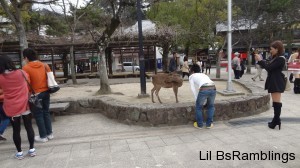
47,134,54,140
28,148,36,157
35,136,48,143
15,151,24,160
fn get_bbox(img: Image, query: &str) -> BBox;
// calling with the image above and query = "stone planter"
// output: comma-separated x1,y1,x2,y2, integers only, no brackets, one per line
54,80,270,126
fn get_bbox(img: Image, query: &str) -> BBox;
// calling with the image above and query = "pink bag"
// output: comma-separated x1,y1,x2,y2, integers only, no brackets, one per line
288,54,300,71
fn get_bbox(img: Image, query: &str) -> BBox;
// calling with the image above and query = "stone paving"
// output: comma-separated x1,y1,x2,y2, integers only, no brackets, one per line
0,68,299,168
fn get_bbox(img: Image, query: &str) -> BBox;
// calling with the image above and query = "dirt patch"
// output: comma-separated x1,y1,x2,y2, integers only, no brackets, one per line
52,81,249,104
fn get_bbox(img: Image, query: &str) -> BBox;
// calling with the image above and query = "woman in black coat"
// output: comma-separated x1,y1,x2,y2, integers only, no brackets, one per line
255,40,286,130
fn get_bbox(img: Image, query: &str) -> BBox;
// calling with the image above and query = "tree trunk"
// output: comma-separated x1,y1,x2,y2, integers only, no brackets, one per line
216,51,221,78
17,23,28,51
97,46,112,94
184,43,190,57
70,45,77,84
246,41,253,74
62,53,69,78
106,47,113,75
162,44,169,72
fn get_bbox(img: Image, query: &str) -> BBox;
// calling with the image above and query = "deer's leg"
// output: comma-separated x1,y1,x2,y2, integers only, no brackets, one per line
155,87,162,103
173,87,179,103
151,87,156,103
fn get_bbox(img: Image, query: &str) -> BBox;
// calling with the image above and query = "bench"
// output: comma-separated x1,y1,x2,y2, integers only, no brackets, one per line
56,78,68,84
49,102,70,121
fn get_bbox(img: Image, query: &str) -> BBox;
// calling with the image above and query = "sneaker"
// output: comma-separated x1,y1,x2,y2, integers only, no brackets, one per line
206,123,214,129
28,148,36,157
0,135,7,141
35,136,48,143
47,134,54,140
251,78,255,81
15,151,24,160
193,122,203,129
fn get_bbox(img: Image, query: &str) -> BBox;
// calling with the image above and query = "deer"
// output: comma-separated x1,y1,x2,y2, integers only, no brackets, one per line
151,72,183,103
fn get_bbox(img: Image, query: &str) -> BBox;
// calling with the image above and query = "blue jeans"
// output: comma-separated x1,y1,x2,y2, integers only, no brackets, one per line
195,89,216,127
0,103,9,135
31,91,52,138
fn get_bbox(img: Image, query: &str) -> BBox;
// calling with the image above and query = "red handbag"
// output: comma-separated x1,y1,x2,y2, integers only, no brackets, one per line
288,54,300,71
288,62,300,70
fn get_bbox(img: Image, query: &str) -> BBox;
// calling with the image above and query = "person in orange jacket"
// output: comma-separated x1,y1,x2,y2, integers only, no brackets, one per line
22,48,53,143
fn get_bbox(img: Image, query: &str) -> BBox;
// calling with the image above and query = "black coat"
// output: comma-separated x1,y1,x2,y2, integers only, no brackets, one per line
258,56,285,93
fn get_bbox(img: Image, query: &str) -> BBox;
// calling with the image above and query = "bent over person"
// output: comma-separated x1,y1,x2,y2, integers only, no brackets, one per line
22,48,53,142
189,64,216,129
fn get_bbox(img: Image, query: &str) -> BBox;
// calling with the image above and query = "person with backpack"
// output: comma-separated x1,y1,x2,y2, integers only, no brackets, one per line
232,52,241,79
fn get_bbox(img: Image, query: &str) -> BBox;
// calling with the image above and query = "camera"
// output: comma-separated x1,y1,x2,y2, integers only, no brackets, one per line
250,48,259,55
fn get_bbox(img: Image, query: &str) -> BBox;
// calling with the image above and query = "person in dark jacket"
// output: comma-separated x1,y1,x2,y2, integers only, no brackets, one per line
169,52,177,72
255,40,286,130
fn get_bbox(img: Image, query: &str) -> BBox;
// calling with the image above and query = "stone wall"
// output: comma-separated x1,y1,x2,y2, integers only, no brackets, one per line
54,80,270,126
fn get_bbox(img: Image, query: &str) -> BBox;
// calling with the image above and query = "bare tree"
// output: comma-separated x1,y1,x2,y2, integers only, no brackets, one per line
155,24,177,72
88,0,135,94
0,0,57,54
52,0,91,84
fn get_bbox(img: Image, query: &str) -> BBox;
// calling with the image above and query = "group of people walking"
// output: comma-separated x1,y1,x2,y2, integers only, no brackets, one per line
169,52,211,80
0,48,54,159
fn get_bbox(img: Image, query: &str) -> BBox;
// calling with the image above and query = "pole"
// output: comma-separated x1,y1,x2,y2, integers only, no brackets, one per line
137,0,147,96
225,0,235,92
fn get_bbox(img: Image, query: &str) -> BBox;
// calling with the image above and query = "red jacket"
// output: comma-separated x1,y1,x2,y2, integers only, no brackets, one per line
0,70,29,117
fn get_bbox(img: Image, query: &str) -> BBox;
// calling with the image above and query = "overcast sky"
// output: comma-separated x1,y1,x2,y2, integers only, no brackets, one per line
33,0,87,13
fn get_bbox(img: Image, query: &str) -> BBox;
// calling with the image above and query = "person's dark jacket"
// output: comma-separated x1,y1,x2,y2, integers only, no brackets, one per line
169,58,177,72
257,56,286,93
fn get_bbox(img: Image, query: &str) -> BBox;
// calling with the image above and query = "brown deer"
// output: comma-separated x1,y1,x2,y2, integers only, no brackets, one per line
151,72,183,103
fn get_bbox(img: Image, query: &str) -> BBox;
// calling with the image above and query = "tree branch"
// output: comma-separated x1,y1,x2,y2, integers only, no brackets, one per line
0,0,18,25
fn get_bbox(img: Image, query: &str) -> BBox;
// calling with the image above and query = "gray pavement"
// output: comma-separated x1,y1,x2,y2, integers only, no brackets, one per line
0,68,299,168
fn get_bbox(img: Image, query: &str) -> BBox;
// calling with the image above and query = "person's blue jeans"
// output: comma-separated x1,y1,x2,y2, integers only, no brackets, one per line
195,89,216,127
0,103,10,135
31,91,52,138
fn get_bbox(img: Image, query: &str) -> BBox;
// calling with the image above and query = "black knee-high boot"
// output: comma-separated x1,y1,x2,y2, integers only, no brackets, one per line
294,78,300,94
289,73,294,83
268,102,282,130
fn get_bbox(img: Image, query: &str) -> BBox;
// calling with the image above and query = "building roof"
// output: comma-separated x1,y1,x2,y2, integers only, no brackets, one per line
123,20,156,34
216,19,258,32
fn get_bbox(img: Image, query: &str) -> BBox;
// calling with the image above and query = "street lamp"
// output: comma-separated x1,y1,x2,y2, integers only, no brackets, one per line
137,0,148,97
224,0,235,93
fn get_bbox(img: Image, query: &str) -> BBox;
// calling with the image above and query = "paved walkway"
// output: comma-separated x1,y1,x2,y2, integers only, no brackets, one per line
0,68,299,168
